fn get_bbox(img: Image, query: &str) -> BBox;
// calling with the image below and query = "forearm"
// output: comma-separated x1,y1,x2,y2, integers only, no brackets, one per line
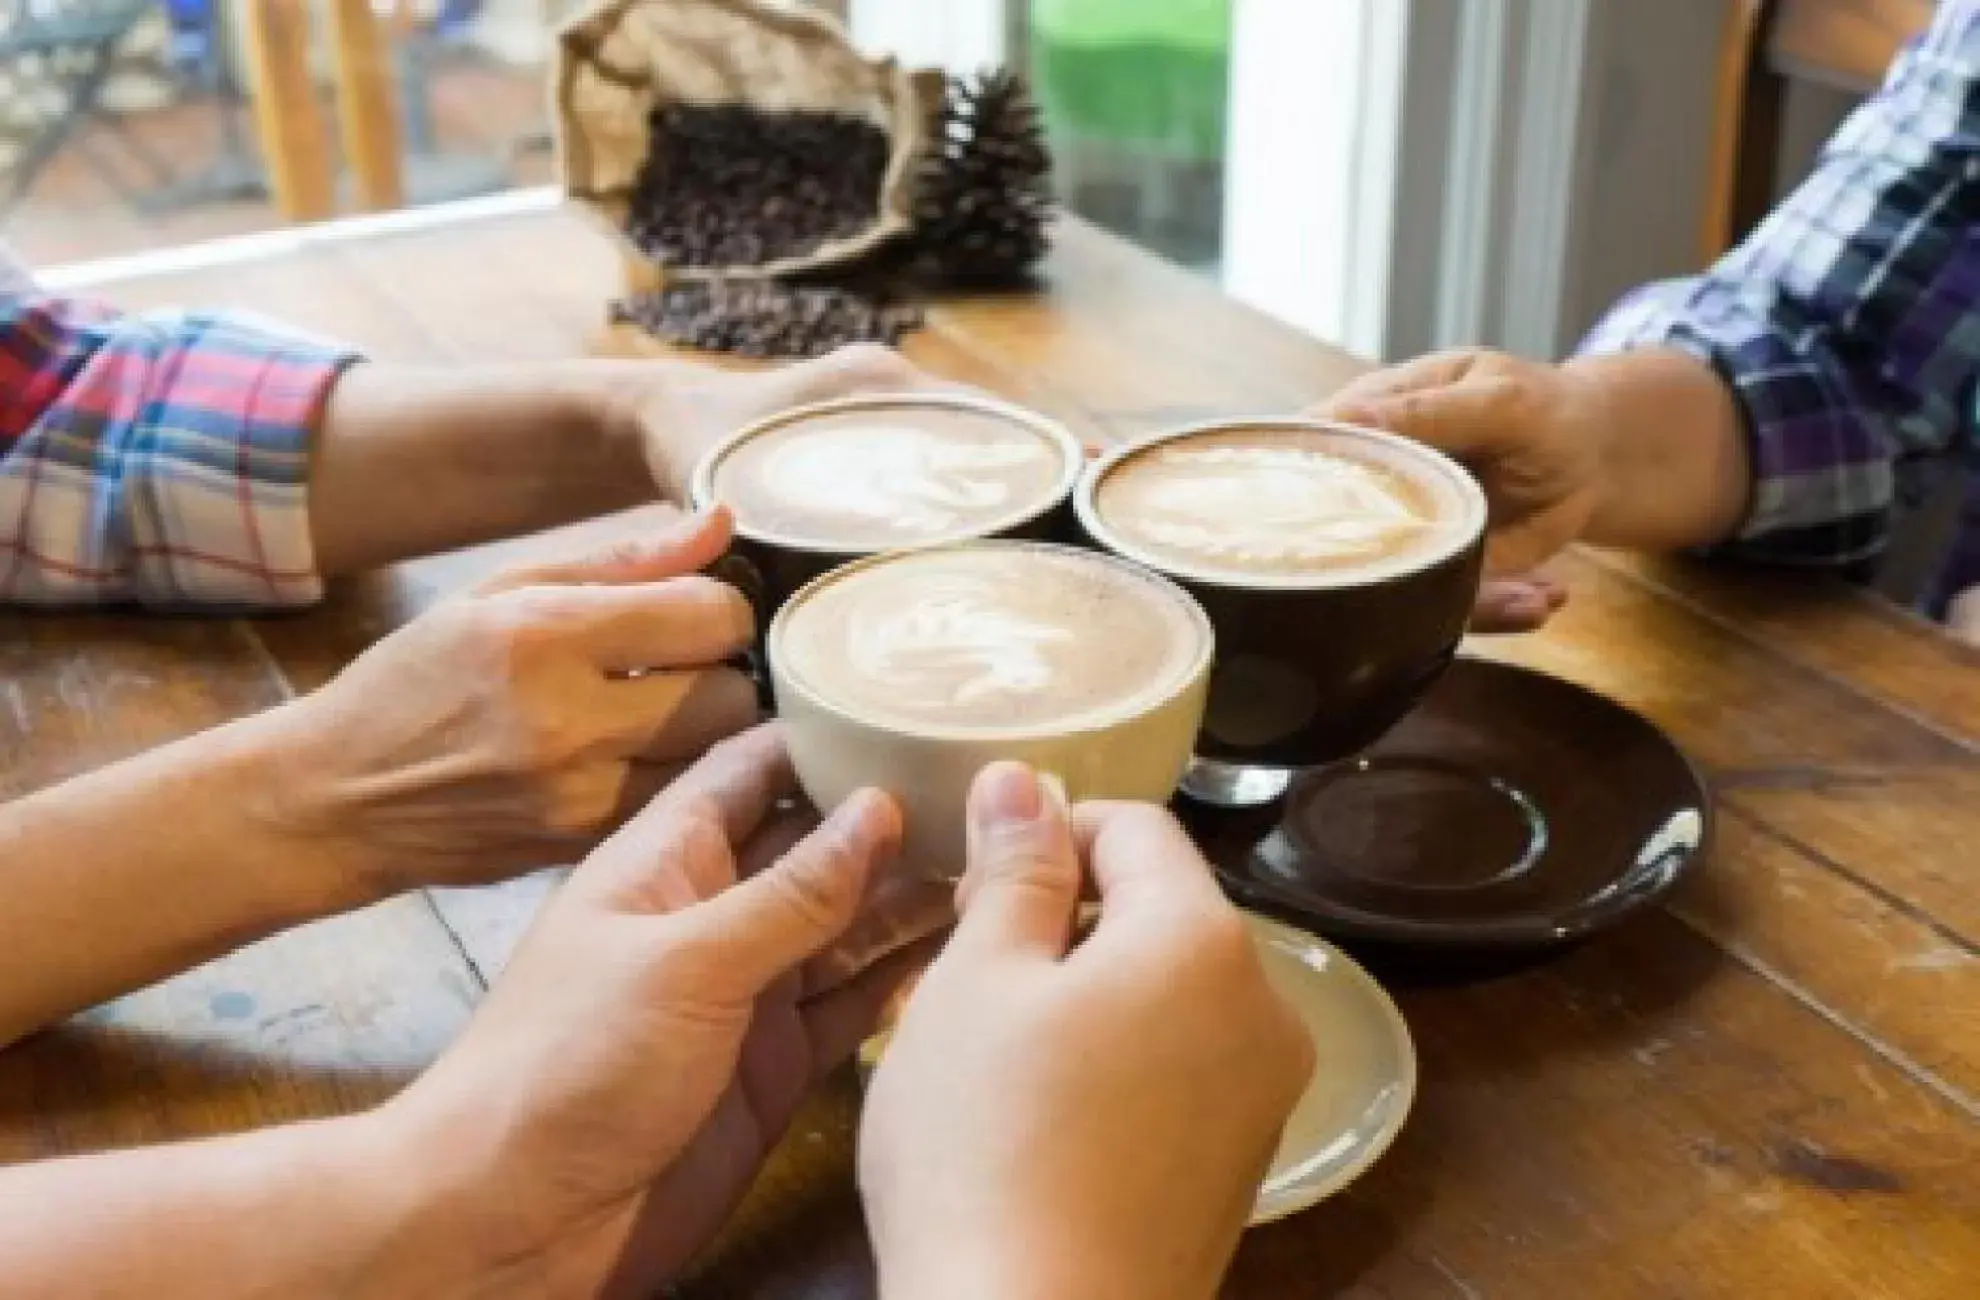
878,1245,1216,1300
0,710,362,1046
0,1110,479,1298
1564,347,1752,553
878,1258,1084,1300
1564,7,1980,568
309,361,661,577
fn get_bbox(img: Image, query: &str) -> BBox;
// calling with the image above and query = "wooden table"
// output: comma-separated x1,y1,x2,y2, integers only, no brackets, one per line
8,198,1980,1298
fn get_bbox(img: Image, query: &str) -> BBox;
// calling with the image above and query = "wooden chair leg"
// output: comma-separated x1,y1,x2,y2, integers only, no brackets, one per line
238,0,336,223
1700,0,1785,264
328,0,407,211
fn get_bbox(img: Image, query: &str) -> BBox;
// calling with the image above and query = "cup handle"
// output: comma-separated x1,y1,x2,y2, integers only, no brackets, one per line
703,551,776,714
703,551,770,632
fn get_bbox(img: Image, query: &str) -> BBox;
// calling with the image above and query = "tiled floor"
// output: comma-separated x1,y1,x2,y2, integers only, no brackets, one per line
2,54,552,269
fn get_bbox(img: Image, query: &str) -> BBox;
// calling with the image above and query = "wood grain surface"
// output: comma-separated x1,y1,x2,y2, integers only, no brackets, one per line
4,203,1976,1298
1771,0,1936,93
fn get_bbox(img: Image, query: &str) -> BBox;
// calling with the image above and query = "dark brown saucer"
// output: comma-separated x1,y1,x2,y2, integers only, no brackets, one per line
1186,657,1709,960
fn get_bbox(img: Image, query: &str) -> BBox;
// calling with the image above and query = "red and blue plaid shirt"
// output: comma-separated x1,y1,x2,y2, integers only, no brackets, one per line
0,248,356,609
1581,0,1980,616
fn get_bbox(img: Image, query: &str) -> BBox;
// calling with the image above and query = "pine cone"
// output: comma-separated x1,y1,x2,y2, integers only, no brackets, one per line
910,68,1055,287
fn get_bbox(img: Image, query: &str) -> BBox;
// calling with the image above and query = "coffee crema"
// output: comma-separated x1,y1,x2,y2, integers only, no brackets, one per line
774,545,1211,734
707,399,1071,551
1089,425,1479,585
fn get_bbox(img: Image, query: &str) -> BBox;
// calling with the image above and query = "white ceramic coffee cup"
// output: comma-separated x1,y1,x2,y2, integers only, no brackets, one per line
767,541,1216,880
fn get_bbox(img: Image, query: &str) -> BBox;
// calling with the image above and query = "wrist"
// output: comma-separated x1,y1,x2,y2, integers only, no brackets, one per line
357,1069,601,1299
192,708,383,919
582,356,754,504
230,699,418,913
557,357,697,502
1563,348,1752,551
878,1258,1103,1300
874,1222,1110,1300
319,1105,534,1297
1556,357,1630,540
540,360,658,509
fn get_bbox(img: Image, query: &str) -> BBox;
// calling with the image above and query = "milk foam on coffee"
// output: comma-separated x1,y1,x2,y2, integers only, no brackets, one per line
1092,426,1477,584
710,403,1068,550
776,546,1209,733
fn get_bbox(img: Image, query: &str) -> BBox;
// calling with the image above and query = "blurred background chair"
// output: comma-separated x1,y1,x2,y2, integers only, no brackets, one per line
1,0,179,209
378,0,513,206
140,0,283,211
4,0,525,232
233,0,516,222
1701,0,1950,603
1702,0,1933,262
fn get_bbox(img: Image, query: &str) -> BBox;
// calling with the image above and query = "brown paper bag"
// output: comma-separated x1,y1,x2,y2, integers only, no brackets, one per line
553,0,935,283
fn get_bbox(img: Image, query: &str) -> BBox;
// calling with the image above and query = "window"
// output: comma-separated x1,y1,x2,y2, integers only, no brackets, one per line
851,0,1407,356
0,0,552,265
8,0,1595,367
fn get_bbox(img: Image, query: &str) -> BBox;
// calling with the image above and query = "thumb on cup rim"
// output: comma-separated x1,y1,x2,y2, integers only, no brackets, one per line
953,763,1081,961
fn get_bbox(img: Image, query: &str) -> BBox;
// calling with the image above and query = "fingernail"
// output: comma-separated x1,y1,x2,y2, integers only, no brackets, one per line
840,788,901,852
1509,591,1548,621
973,762,1041,830
826,788,876,842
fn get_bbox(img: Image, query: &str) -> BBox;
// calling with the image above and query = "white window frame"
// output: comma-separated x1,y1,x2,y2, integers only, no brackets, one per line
842,0,1604,364
1393,0,1605,360
1220,0,1409,359
846,0,1005,70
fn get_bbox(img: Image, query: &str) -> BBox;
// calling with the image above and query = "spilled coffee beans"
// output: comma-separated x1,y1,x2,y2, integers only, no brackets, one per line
610,281,925,359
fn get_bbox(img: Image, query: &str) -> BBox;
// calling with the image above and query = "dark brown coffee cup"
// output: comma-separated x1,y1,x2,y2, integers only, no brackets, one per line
1075,418,1488,806
688,392,1084,633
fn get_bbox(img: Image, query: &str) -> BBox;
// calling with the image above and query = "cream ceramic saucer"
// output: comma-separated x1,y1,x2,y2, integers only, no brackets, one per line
1244,910,1416,1224
855,910,1415,1226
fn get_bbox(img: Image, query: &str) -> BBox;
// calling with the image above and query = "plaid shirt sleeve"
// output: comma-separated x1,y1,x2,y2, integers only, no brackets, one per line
1577,0,1980,574
0,286,360,609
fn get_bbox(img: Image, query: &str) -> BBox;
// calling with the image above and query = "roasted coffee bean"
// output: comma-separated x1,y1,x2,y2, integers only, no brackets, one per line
624,105,891,271
611,280,926,359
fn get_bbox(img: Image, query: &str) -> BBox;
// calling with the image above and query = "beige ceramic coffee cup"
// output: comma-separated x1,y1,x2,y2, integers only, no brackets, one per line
766,541,1216,880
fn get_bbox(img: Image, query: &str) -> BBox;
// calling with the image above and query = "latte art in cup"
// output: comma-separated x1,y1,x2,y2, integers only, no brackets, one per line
776,545,1210,734
744,423,1049,537
1113,444,1430,564
846,576,1074,711
769,542,1214,878
708,400,1073,551
1091,426,1478,585
1075,419,1490,800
